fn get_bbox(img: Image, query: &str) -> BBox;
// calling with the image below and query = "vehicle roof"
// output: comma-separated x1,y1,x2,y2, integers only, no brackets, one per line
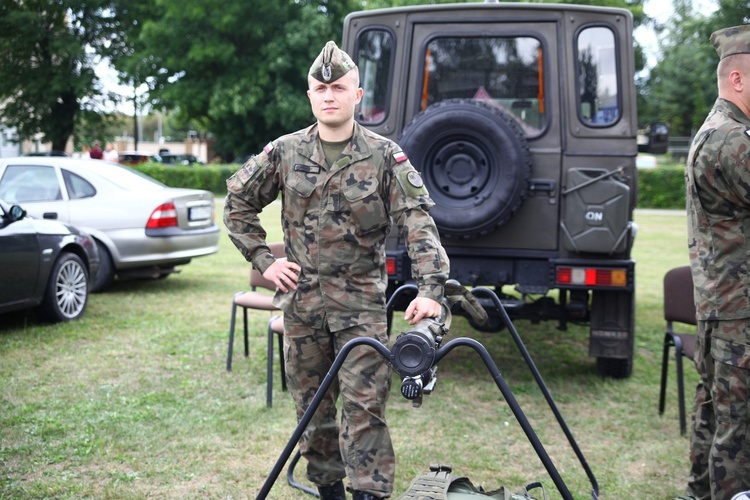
344,1,632,20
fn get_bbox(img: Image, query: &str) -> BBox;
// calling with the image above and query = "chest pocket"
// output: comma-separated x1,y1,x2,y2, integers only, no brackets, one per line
285,170,319,226
342,178,388,235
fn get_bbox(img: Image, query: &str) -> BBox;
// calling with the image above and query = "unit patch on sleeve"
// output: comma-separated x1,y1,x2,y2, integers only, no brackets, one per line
397,170,428,198
407,171,424,188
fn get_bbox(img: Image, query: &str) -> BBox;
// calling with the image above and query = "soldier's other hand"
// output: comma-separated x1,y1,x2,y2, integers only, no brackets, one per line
263,258,301,293
404,297,442,325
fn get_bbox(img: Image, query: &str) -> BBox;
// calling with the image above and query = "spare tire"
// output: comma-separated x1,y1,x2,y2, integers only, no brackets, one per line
399,99,532,239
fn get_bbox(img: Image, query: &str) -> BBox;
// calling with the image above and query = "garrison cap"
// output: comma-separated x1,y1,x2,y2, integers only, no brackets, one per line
711,24,750,60
309,41,356,83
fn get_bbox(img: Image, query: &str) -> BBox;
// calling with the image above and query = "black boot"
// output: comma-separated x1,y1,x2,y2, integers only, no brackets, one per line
352,491,378,500
318,480,346,500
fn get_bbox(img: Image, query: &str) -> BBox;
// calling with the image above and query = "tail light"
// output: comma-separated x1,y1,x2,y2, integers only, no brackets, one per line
556,266,628,287
146,202,178,228
386,256,397,276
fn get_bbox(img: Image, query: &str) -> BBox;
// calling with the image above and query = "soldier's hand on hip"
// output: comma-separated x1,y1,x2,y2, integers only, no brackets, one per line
404,297,442,325
264,258,301,293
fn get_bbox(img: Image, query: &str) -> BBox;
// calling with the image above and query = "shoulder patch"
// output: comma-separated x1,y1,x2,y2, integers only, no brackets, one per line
263,142,274,154
393,151,408,163
397,170,429,198
407,171,424,188
236,161,257,185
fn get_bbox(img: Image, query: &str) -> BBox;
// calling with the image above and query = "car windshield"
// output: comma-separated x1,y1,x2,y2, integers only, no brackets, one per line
90,163,167,191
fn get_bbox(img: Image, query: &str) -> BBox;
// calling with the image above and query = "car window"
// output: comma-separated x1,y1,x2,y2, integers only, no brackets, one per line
576,25,620,126
0,165,62,202
356,28,394,125
62,169,96,199
95,163,166,190
421,36,545,136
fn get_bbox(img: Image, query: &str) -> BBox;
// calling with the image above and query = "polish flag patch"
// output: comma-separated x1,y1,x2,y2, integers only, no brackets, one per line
393,151,408,163
263,142,274,154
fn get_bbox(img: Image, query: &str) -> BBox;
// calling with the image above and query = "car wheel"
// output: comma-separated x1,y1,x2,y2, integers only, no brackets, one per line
91,240,115,293
399,98,532,239
37,253,89,322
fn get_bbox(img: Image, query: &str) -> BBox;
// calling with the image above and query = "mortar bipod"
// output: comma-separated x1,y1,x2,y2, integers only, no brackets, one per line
470,286,599,499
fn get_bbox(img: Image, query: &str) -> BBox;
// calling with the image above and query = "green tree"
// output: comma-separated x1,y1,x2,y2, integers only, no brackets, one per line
113,0,359,159
639,0,750,136
0,1,124,151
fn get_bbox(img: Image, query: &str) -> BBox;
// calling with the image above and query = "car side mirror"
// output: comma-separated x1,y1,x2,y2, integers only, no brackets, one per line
9,204,26,222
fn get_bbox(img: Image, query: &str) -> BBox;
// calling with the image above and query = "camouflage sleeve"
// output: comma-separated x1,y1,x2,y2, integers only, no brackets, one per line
716,125,750,207
223,145,281,274
387,147,449,302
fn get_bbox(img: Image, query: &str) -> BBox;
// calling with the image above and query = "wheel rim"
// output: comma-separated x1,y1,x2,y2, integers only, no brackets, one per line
56,260,88,318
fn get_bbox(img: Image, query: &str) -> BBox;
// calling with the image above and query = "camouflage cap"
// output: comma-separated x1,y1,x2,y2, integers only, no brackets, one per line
309,41,357,83
710,24,750,60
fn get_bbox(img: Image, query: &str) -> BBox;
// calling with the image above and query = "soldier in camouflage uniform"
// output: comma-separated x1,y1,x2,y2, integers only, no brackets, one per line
685,25,750,500
224,41,449,500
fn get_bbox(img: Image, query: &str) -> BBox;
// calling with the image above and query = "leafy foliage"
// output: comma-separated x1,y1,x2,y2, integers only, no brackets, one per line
110,0,360,159
0,1,106,150
637,0,750,135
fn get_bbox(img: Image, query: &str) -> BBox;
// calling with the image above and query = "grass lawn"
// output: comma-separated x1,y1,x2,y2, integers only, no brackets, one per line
0,203,693,499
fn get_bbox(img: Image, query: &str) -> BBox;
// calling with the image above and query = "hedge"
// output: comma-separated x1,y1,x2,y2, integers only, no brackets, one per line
636,166,685,210
132,163,687,210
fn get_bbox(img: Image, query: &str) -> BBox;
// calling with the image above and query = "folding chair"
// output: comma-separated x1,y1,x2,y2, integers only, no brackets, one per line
227,243,289,408
658,265,697,435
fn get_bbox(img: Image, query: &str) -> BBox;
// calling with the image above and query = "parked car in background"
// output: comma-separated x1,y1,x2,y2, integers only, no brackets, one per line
0,157,220,292
118,151,161,165
22,151,69,157
0,198,99,322
161,153,204,166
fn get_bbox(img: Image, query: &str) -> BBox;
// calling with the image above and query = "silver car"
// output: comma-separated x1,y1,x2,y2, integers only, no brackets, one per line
0,157,220,291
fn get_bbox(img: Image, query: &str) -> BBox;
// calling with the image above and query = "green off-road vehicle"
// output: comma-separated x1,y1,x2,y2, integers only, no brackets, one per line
342,1,638,377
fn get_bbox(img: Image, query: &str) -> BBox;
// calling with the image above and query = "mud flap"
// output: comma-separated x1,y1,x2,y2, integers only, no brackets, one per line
589,289,635,378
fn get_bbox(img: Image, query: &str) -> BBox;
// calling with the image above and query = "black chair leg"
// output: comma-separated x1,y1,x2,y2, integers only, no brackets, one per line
278,331,287,391
658,333,672,415
674,337,686,436
267,318,274,408
227,301,239,372
243,308,249,357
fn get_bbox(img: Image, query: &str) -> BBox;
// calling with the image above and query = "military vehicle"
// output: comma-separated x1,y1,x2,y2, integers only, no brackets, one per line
342,1,639,377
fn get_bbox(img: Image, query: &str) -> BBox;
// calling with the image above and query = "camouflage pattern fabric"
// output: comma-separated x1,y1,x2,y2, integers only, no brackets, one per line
284,318,394,495
224,121,449,496
686,98,750,321
224,121,449,333
309,40,356,83
685,97,750,500
687,320,750,500
711,25,750,60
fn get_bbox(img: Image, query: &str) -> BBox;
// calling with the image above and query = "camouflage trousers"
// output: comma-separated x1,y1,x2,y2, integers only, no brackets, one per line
687,319,750,500
283,316,395,497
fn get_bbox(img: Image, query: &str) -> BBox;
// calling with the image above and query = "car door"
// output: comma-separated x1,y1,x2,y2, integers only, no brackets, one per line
0,206,40,307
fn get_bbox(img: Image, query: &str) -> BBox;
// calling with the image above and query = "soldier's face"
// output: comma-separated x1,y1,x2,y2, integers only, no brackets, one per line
307,70,363,129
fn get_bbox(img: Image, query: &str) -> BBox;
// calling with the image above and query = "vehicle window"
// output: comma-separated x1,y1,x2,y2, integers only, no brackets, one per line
356,29,394,124
96,163,166,190
62,169,96,199
576,26,619,126
422,36,545,136
0,165,61,202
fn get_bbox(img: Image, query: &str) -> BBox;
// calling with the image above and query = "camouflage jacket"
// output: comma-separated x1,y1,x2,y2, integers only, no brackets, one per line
224,122,449,331
686,97,750,320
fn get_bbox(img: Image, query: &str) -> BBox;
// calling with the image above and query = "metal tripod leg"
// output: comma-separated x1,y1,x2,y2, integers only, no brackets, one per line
470,286,599,499
255,336,575,499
